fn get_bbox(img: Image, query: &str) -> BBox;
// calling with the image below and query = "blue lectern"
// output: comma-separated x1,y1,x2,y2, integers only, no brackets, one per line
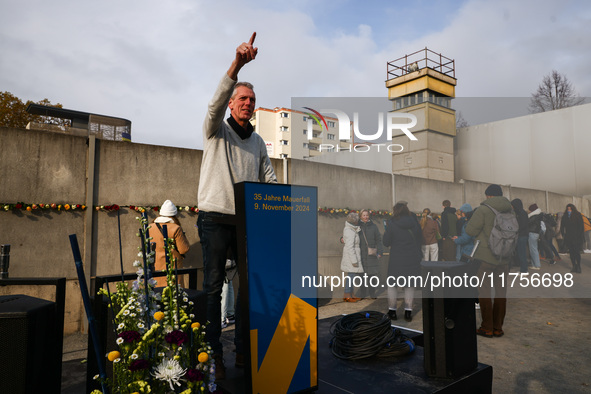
233,182,318,394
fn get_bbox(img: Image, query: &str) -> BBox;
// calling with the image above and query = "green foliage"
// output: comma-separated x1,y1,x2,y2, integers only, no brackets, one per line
0,91,69,128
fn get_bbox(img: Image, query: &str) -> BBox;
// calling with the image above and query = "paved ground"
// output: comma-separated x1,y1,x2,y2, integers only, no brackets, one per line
61,253,591,393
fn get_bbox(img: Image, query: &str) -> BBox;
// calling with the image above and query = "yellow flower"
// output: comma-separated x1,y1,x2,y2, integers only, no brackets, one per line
198,352,209,363
191,322,201,329
107,351,120,362
154,311,164,321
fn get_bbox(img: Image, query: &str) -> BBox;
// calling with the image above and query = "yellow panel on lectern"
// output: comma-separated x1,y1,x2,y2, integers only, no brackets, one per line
251,294,318,394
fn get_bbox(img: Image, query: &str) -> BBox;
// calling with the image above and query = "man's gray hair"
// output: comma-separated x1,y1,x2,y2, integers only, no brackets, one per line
232,82,254,99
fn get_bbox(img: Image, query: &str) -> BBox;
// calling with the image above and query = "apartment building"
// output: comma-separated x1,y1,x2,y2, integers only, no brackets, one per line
251,107,351,159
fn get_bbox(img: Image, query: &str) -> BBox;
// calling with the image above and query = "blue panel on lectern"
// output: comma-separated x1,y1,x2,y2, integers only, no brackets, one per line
242,182,317,394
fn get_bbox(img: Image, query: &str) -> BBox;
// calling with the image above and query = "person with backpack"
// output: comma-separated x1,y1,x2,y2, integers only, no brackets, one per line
148,199,191,288
466,184,516,338
452,203,475,261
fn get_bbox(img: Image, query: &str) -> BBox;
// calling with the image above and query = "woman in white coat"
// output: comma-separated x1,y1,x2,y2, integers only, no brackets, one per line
341,212,363,302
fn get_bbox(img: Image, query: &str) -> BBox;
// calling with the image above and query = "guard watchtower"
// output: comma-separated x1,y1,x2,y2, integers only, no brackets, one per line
386,48,457,182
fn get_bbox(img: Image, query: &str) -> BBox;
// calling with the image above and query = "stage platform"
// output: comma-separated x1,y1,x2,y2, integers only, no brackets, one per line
218,315,492,394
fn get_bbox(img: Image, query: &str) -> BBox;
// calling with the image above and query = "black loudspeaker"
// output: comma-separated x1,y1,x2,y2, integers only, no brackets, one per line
0,294,60,393
421,261,478,379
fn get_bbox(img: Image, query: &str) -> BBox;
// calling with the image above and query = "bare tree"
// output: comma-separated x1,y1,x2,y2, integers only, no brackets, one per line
529,70,584,113
456,111,469,129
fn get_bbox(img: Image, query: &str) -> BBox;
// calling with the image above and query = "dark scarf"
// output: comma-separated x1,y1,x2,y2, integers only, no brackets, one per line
227,116,253,140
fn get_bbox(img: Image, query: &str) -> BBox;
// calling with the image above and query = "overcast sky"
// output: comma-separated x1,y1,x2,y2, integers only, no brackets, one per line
1,0,589,149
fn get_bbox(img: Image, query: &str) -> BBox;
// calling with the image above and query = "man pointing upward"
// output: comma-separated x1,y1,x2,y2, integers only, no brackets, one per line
197,32,277,380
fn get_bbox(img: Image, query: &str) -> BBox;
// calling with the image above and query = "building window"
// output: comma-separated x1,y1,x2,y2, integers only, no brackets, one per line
328,121,335,127
280,140,289,145
280,112,289,118
280,153,288,158
280,126,289,132
327,133,335,140
303,129,307,135
303,143,308,149
313,132,320,138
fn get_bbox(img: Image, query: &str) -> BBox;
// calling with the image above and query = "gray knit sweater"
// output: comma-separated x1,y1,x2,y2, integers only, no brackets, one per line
197,74,277,215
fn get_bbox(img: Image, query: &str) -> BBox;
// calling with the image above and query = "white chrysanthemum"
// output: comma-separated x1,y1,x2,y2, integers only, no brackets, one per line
183,297,188,303
138,323,145,329
190,314,195,319
117,323,125,330
114,358,121,363
93,374,99,380
116,338,124,345
152,358,186,390
130,313,136,317
158,352,165,357
131,353,139,360
123,310,130,316
188,301,194,306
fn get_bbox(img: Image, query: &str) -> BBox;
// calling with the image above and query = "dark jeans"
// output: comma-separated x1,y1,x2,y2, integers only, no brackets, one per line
197,211,242,355
516,235,529,273
539,236,559,260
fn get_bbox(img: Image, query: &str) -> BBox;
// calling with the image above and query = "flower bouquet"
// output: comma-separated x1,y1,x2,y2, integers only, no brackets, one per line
91,215,218,394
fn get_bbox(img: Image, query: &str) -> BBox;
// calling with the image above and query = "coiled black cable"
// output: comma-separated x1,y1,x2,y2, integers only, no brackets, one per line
329,311,415,360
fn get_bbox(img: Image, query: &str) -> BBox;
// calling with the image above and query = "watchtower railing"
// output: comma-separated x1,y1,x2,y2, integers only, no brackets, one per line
387,47,455,79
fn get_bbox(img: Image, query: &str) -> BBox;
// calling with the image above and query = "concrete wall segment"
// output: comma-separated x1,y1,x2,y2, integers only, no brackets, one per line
0,127,87,202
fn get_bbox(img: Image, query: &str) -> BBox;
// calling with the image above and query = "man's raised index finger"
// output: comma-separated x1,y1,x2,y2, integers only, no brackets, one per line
248,32,256,46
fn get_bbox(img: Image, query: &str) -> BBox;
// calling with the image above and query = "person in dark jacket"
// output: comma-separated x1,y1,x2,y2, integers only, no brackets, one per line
440,200,458,261
527,204,543,270
511,199,530,274
560,204,585,273
466,184,514,338
358,209,383,298
538,213,560,264
383,202,422,322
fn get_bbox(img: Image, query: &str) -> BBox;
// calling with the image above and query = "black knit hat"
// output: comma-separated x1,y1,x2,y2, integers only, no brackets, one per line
485,184,503,197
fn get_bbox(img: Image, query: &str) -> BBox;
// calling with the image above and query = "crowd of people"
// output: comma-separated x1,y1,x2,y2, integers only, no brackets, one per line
160,33,591,378
339,185,591,336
